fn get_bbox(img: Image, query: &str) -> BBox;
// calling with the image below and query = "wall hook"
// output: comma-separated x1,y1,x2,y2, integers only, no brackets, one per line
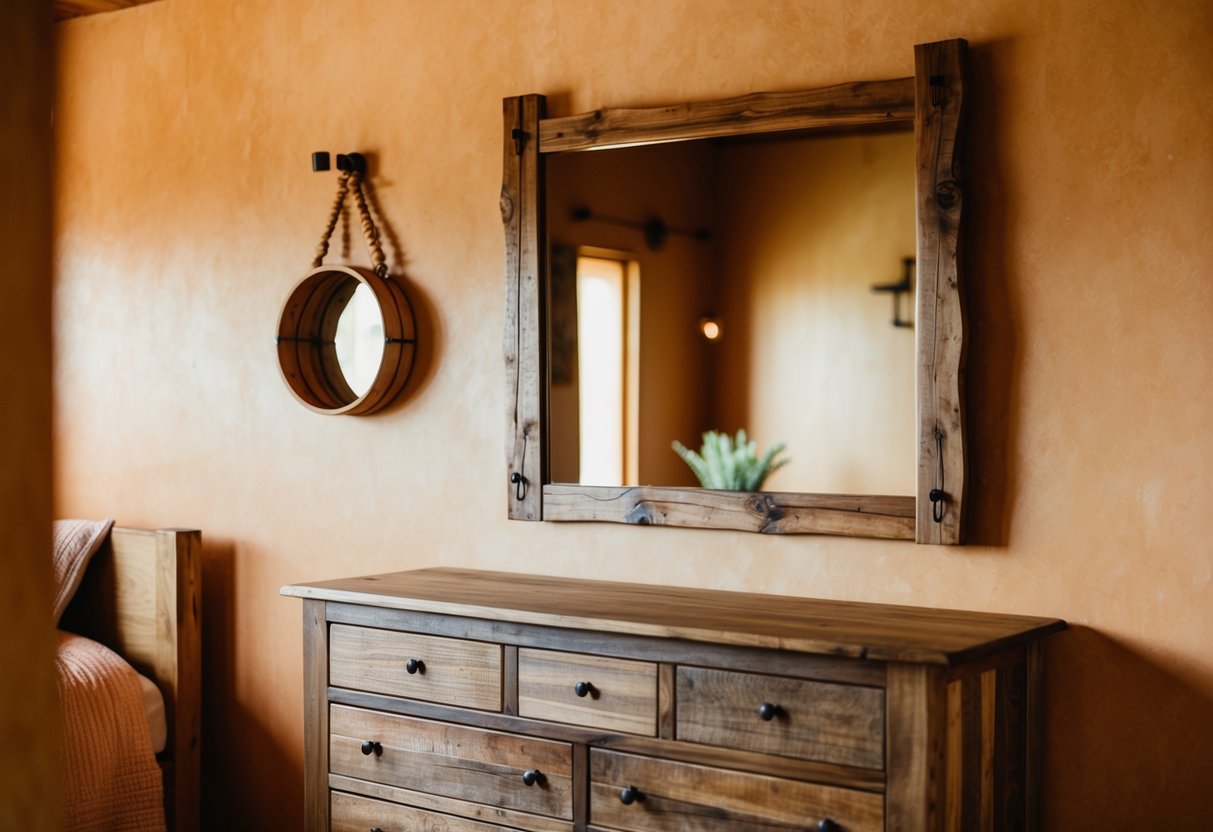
511,472,527,501
311,151,367,174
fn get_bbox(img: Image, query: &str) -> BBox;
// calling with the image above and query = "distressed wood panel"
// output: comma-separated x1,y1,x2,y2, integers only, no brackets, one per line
540,79,915,153
914,38,969,544
544,484,916,539
589,750,883,831
675,667,884,769
285,568,1066,666
502,94,547,520
329,624,502,711
518,648,657,735
330,705,573,819
330,786,572,832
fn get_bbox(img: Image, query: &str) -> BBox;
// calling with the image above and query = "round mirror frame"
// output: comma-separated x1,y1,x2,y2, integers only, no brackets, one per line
276,265,416,415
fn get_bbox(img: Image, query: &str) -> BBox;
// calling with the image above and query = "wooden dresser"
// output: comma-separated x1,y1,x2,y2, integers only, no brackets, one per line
282,569,1065,832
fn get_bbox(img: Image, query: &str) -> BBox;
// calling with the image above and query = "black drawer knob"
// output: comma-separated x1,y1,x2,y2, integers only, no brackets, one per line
818,820,841,832
360,740,382,756
370,827,383,832
405,658,424,675
522,769,544,787
619,786,644,805
574,681,595,698
757,702,784,721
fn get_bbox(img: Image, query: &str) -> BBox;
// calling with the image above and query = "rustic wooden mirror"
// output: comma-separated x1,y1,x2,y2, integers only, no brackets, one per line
502,38,967,543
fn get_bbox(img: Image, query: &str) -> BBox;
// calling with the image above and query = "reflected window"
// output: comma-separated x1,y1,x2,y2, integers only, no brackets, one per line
576,254,639,485
334,282,385,397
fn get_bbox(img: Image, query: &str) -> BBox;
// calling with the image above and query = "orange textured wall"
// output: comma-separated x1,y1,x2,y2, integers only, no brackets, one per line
53,1,1212,828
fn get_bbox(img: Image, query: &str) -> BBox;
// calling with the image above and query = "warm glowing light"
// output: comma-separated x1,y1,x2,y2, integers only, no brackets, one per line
700,317,723,341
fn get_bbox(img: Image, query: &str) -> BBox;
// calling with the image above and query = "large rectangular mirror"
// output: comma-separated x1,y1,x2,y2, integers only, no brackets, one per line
503,38,967,543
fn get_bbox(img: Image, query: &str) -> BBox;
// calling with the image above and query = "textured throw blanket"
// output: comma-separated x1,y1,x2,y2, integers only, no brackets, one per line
56,631,166,832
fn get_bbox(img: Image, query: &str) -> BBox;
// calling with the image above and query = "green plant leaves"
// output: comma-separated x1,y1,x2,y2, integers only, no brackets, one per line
671,429,789,491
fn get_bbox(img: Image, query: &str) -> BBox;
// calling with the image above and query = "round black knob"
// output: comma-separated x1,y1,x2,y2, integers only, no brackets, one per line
574,681,594,698
405,658,424,675
370,828,384,832
522,769,544,787
818,819,841,832
619,786,644,805
360,740,382,756
757,702,783,721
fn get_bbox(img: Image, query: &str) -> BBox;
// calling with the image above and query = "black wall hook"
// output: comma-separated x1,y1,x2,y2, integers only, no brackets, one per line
311,151,367,174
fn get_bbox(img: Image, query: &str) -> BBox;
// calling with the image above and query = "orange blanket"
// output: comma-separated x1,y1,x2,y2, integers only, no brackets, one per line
56,631,166,832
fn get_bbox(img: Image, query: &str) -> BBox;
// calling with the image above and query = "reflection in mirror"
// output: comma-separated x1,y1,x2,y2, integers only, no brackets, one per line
547,125,916,495
335,282,386,397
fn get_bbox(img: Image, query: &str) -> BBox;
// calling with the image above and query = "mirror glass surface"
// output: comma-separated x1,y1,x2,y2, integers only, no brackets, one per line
334,282,385,397
546,125,916,495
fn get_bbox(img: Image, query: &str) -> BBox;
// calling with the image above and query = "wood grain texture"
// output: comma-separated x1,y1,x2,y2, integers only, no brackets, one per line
914,38,969,544
518,648,657,735
63,527,201,832
539,79,914,153
283,568,1066,666
675,667,884,769
329,624,503,710
329,686,886,795
543,484,916,539
886,663,947,832
589,749,883,831
324,600,886,686
330,705,573,819
330,787,571,832
303,600,330,832
502,94,547,520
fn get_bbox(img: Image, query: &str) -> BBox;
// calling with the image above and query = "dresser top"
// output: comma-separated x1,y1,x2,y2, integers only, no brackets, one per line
281,568,1065,666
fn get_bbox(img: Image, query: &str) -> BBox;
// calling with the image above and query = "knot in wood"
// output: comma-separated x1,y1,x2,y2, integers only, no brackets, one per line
935,179,961,209
499,188,515,224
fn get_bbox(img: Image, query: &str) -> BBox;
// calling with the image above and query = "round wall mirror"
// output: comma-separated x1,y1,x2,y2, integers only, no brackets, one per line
277,265,416,415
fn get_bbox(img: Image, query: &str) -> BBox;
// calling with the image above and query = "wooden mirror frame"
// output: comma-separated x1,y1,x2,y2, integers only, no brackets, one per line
277,265,417,416
502,39,967,544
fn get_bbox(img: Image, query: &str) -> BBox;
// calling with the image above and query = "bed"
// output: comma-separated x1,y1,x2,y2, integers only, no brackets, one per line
56,524,201,832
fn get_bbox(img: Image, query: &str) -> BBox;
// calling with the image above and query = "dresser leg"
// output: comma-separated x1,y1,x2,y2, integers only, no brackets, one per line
303,600,330,832
887,663,947,832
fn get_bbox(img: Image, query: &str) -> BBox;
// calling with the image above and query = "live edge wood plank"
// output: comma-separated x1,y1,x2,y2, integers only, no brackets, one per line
539,79,915,153
543,484,916,539
915,38,968,544
282,568,1065,666
502,94,547,521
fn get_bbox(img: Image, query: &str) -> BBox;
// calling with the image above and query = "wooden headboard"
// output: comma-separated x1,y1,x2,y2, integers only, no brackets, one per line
60,526,201,832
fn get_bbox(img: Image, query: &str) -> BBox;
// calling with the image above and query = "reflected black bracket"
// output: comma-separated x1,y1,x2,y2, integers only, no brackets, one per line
872,256,915,328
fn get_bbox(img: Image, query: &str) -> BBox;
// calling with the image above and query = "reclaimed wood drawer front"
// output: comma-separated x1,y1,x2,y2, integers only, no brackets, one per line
518,648,657,736
588,749,883,832
329,624,502,711
330,705,574,819
331,791,521,832
675,667,884,769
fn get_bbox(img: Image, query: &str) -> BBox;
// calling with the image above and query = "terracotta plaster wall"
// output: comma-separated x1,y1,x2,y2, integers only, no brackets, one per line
53,0,1212,827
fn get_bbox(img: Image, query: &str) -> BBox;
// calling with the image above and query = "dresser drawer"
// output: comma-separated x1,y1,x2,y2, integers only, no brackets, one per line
589,749,883,832
331,791,520,832
330,705,574,820
518,648,657,735
329,624,502,711
675,667,884,769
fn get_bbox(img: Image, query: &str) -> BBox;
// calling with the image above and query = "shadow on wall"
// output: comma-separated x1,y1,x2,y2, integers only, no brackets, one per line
1045,626,1213,827
201,539,303,828
962,37,1019,548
